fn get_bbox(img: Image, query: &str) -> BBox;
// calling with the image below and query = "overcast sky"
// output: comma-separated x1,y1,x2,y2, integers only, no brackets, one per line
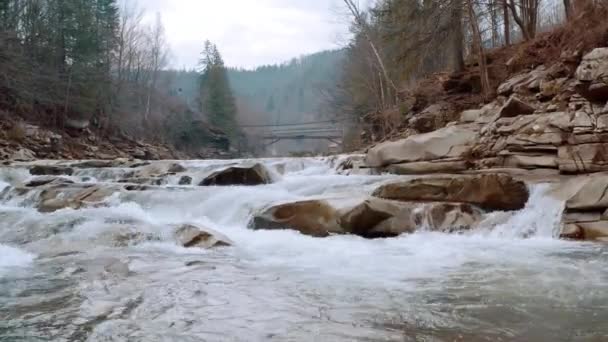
136,0,366,69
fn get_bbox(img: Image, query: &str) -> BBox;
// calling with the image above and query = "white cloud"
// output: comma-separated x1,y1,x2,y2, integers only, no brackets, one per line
134,0,353,69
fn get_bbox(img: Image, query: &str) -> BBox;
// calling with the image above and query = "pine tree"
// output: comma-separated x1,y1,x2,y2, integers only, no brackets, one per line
198,41,239,143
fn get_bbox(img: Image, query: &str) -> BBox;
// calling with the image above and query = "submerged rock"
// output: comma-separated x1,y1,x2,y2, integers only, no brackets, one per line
200,163,272,186
372,174,529,211
38,184,118,213
25,176,74,187
179,175,193,185
174,224,232,249
29,165,74,176
250,200,343,237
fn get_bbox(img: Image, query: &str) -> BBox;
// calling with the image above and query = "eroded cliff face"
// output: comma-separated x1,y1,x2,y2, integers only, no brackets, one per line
361,47,608,242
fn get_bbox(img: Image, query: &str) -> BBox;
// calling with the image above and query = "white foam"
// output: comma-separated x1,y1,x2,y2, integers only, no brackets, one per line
0,244,35,273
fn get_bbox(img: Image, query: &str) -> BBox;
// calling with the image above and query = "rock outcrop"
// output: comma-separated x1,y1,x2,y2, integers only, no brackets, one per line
372,174,529,211
200,163,272,186
366,125,477,168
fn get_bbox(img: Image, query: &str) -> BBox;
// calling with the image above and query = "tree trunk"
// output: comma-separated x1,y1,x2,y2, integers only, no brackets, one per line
343,0,397,105
503,0,511,45
450,0,465,72
564,0,572,20
467,0,492,100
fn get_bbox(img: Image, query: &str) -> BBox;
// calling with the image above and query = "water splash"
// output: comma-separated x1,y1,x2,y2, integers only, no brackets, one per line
486,184,565,239
0,244,35,274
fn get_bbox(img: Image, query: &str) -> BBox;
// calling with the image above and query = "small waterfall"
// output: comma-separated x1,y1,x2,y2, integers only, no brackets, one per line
485,184,565,239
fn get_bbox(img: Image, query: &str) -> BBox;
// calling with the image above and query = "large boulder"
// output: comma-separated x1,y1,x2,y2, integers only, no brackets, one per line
200,163,272,186
372,174,529,211
575,48,608,103
576,48,608,83
174,224,232,248
339,198,417,237
366,125,477,168
339,198,484,238
250,200,343,237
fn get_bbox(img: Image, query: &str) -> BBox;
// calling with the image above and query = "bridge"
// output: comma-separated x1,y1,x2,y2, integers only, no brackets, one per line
262,128,344,147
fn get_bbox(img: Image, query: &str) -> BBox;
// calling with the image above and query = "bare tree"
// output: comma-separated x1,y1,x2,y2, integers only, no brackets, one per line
466,0,492,99
342,0,397,107
144,13,169,124
507,0,540,40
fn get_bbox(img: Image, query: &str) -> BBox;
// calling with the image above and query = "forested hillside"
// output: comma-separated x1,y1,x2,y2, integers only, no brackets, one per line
330,0,596,150
0,0,230,159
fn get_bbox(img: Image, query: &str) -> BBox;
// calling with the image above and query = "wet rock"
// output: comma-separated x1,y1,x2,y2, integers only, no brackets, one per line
339,198,416,237
250,200,343,237
372,173,529,211
200,163,272,186
174,224,232,249
38,185,118,213
179,176,193,185
29,165,74,176
25,176,74,187
425,203,484,233
167,163,187,173
97,226,160,247
366,125,477,168
498,96,536,118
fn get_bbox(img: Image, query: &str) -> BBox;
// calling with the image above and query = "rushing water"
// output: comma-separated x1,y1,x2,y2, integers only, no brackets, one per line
1,157,607,341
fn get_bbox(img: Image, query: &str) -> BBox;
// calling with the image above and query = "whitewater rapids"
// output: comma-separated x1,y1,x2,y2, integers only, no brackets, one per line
1,157,607,341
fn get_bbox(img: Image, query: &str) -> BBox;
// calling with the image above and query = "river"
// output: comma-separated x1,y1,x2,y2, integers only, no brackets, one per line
1,157,607,341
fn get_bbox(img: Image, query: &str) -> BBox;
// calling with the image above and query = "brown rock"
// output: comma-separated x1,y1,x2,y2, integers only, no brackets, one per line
372,174,529,211
174,224,232,248
250,200,342,237
339,198,416,237
200,163,272,186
